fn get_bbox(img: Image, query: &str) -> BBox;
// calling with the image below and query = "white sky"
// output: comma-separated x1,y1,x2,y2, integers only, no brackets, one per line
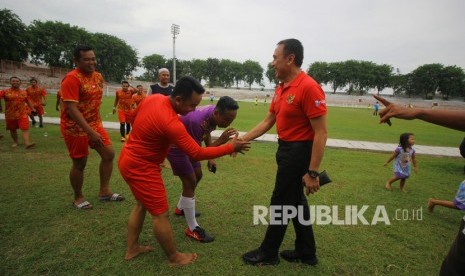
4,0,465,82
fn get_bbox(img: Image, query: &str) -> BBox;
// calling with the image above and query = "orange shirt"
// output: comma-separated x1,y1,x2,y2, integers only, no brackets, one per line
60,69,104,136
132,92,146,107
122,94,234,167
116,89,133,112
269,71,327,141
0,88,30,120
26,86,47,108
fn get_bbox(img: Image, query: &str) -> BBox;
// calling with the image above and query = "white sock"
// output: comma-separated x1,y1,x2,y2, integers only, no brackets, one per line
177,195,182,210
180,195,199,231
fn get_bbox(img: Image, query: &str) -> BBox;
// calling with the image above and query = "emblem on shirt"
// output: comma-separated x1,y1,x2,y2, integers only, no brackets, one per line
286,94,295,104
315,99,326,107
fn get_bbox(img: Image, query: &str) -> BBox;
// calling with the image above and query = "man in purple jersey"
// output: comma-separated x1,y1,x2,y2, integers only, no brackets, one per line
167,96,239,242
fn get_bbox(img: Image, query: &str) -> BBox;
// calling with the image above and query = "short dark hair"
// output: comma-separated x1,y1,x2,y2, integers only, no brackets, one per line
172,76,205,100
277,38,304,67
10,76,20,82
30,77,37,82
216,96,239,114
73,44,93,60
136,85,143,88
121,80,129,86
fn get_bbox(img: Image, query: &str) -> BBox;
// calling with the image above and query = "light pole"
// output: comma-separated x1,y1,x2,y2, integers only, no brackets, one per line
171,24,180,84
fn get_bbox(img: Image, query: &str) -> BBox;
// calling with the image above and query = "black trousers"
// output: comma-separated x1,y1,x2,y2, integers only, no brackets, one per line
259,140,316,258
440,216,465,276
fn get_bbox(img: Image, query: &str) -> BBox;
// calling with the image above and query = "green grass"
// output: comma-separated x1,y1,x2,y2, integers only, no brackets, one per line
44,96,463,147
1,121,464,275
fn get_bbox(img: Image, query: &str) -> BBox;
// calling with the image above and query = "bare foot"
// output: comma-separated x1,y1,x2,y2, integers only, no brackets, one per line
385,182,392,191
11,143,18,148
125,245,154,260
168,252,198,267
26,143,36,149
427,199,435,213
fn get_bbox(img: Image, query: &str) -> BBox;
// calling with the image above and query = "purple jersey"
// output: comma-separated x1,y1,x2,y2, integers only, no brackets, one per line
167,105,216,176
179,105,216,145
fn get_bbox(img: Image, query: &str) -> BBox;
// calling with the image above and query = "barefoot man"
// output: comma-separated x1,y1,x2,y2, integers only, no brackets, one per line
118,76,250,266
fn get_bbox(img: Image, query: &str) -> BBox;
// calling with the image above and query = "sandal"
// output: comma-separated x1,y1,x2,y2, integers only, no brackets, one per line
99,193,125,202
73,200,93,210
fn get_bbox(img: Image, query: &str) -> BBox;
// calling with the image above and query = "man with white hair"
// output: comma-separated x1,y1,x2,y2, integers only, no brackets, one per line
148,68,174,96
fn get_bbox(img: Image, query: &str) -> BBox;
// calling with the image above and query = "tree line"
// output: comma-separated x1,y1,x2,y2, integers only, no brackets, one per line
2,9,464,99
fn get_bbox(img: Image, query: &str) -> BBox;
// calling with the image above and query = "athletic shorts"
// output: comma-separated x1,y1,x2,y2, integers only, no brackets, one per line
6,117,29,131
118,110,132,123
62,126,111,159
167,147,201,176
32,104,44,116
118,148,168,215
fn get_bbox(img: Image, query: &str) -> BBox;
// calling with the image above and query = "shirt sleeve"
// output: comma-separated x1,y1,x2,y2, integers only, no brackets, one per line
302,83,327,119
0,90,4,99
61,75,81,102
165,118,234,160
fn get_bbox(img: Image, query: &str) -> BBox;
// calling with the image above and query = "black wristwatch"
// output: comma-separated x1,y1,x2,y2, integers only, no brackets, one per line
307,170,319,178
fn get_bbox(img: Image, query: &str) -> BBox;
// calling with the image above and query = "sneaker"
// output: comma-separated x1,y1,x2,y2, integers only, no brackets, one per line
120,137,126,142
185,226,214,243
280,250,318,266
174,207,200,217
39,124,43,128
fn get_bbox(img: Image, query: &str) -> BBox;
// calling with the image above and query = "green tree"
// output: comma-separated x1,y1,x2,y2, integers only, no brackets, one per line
327,62,347,94
265,62,278,88
372,64,393,94
90,33,138,82
438,65,465,100
0,9,28,61
218,59,236,88
242,60,263,89
307,61,330,85
205,58,221,87
141,54,166,82
410,63,444,99
28,20,91,67
231,61,245,89
189,59,207,83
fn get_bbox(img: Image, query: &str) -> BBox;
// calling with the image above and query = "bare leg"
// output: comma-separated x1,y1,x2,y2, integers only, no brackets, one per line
428,198,458,213
94,145,114,196
399,179,406,192
9,129,18,147
125,201,154,260
385,176,399,191
39,115,43,127
70,157,88,205
22,130,34,148
151,211,197,266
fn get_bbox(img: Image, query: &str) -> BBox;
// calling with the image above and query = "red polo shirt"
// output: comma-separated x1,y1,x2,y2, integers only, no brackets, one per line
269,71,327,141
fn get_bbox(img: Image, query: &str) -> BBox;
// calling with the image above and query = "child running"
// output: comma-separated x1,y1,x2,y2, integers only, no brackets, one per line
384,132,418,192
428,180,465,213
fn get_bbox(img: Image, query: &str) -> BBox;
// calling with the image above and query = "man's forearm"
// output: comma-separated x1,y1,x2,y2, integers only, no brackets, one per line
309,132,327,171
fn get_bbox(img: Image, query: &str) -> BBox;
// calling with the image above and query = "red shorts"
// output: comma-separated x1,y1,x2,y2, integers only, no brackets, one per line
6,117,29,131
118,148,168,215
118,110,132,123
62,126,112,159
32,104,44,116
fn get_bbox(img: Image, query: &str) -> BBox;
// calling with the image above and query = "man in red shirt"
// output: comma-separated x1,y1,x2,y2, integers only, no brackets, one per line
119,76,250,266
61,45,124,210
26,77,47,127
131,85,146,108
0,76,36,149
242,39,328,266
113,81,133,142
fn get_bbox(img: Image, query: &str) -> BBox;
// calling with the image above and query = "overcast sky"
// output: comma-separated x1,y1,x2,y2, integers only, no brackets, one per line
4,0,465,82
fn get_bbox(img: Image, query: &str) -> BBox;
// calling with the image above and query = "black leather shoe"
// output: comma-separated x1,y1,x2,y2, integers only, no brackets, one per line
242,248,280,266
280,250,318,266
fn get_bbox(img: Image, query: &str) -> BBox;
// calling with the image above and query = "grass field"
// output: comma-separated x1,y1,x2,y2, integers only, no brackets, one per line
42,96,464,147
0,116,464,275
